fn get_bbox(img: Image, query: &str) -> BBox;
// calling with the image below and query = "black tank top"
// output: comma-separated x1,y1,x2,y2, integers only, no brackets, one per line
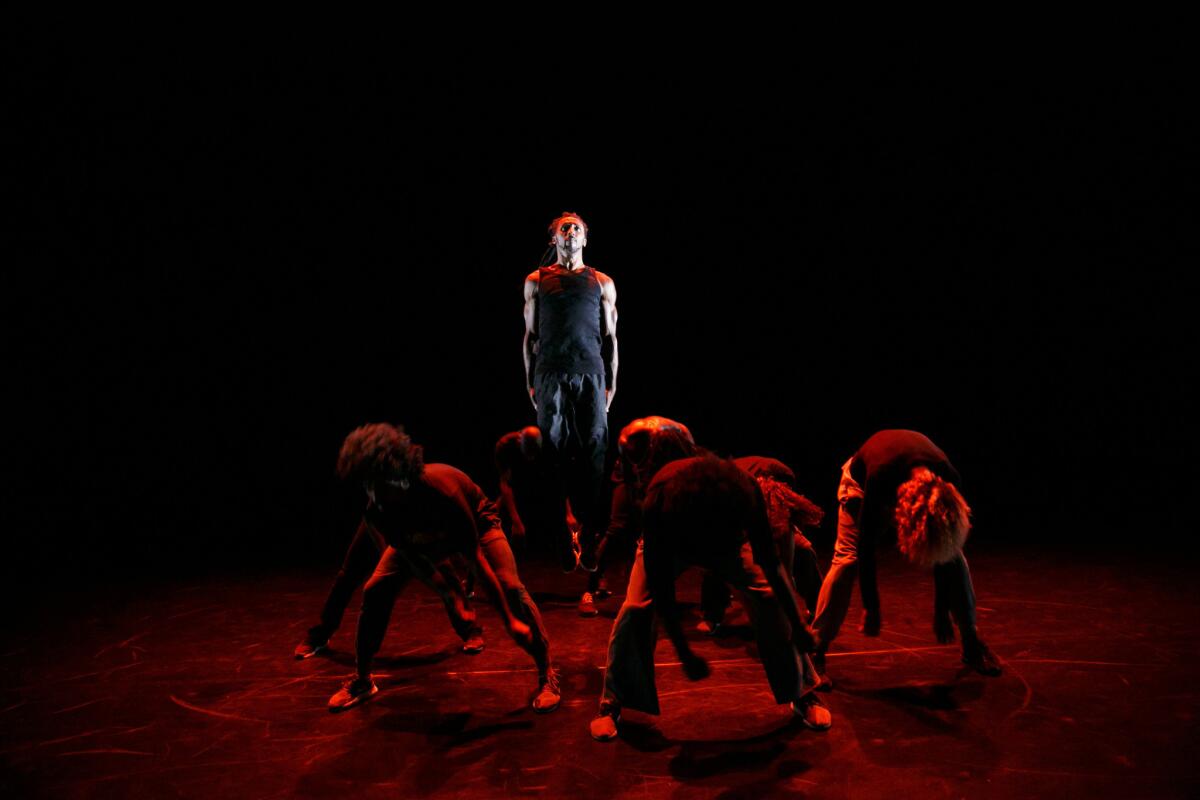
535,265,605,375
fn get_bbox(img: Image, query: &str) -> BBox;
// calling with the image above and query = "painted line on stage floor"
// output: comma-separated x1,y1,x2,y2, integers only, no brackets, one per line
169,695,271,724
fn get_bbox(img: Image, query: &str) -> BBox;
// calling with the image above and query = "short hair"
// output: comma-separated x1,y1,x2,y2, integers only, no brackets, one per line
618,417,696,486
336,423,425,484
548,211,588,237
894,467,971,567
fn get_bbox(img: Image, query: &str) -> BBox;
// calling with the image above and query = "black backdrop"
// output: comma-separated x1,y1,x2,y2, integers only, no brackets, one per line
9,44,1193,584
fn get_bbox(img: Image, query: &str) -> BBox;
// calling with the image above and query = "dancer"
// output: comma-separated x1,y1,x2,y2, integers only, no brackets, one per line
326,423,560,713
811,429,1002,687
590,436,829,740
523,212,618,585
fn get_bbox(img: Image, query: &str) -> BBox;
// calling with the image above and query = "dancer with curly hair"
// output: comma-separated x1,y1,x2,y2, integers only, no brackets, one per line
323,423,561,714
810,429,1001,688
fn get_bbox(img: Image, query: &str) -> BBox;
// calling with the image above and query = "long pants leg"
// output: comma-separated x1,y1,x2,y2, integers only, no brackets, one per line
715,541,817,703
934,550,981,654
536,372,608,563
792,531,824,619
480,529,551,671
600,540,674,715
355,546,415,678
307,520,386,645
812,461,868,651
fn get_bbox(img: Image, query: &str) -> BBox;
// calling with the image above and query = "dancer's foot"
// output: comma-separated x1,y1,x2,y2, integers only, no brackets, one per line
791,692,832,730
532,666,562,713
328,675,378,712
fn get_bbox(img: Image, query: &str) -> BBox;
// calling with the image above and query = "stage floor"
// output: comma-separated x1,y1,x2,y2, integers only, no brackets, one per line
3,545,1198,798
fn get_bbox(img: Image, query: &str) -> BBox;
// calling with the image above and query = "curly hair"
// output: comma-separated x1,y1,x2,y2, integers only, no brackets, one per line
757,476,825,537
894,467,971,567
335,423,425,484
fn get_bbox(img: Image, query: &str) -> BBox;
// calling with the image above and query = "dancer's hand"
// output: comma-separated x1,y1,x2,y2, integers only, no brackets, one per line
508,618,534,648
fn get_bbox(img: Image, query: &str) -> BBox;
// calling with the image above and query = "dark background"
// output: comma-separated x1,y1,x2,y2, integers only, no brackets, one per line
8,42,1194,587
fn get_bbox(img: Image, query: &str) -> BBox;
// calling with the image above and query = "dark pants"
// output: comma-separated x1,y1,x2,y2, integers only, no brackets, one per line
307,520,478,647
355,529,550,677
535,371,608,557
600,541,817,715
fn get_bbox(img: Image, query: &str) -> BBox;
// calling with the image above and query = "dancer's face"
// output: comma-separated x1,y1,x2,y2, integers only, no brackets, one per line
552,218,587,254
365,473,411,507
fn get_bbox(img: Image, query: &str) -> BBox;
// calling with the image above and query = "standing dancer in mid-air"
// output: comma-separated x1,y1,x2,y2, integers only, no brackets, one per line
325,423,560,714
811,429,1002,688
523,212,618,610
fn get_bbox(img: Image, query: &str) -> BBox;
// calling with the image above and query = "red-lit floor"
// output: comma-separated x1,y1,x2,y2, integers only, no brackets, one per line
3,546,1198,798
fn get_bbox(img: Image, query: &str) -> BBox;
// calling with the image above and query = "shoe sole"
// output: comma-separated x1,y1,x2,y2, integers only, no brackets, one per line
295,645,327,660
462,645,485,655
799,717,832,731
532,699,561,714
578,608,598,617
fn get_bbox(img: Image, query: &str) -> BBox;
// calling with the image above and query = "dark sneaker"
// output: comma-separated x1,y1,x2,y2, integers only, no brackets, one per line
594,585,612,601
578,592,598,617
590,706,620,741
962,642,1003,677
858,610,881,637
461,633,486,655
792,692,832,730
532,667,561,713
695,619,722,636
328,676,378,712
294,639,327,660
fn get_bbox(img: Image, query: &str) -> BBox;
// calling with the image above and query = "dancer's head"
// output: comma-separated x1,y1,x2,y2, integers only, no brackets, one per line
618,416,695,488
336,423,425,505
756,476,824,536
549,212,588,259
894,467,971,567
518,426,543,460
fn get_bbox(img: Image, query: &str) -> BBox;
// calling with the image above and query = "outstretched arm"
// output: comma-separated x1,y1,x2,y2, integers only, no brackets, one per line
496,469,526,546
598,272,618,411
523,273,539,411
